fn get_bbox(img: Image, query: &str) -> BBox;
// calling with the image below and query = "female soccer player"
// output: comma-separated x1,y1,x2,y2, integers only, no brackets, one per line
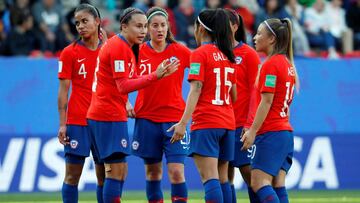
86,7,179,202
225,9,261,203
131,7,191,203
241,18,299,203
168,8,237,203
57,4,105,203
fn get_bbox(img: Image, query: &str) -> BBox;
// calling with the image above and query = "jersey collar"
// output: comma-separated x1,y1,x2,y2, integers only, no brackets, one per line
117,34,130,46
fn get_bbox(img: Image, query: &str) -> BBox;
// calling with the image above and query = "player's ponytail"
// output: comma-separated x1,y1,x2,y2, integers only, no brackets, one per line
197,9,235,63
225,8,246,43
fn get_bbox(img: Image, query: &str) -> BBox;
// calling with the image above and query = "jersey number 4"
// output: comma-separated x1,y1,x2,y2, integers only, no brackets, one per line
212,67,234,105
78,64,87,78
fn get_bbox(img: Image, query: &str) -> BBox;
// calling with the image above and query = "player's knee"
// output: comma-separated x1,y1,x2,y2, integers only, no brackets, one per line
146,167,162,180
168,167,184,183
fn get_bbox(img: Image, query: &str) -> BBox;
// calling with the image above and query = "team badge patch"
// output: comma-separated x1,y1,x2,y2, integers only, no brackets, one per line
121,139,127,148
190,63,200,75
265,75,277,88
132,141,139,150
170,56,178,62
114,60,125,72
70,140,78,149
235,56,242,65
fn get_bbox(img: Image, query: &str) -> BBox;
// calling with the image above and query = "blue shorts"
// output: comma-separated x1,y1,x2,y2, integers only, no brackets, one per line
64,125,102,164
250,131,294,176
229,127,251,168
87,119,130,163
189,128,235,161
131,118,189,164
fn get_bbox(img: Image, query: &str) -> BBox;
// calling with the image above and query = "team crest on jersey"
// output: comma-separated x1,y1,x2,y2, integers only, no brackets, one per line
235,56,243,65
121,139,127,148
170,56,178,63
132,141,139,150
70,140,78,149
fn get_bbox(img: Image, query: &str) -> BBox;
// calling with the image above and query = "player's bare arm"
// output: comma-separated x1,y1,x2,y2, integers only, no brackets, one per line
57,79,70,145
241,92,274,150
168,80,202,143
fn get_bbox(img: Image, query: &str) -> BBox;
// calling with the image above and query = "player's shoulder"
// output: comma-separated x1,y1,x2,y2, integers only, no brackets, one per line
170,42,191,52
60,43,77,56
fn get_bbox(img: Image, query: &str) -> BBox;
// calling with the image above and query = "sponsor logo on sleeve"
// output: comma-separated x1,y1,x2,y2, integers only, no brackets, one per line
114,60,125,72
265,75,277,88
189,63,200,75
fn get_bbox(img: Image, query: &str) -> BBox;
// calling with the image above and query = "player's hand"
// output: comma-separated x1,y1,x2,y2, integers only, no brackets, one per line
241,129,256,151
99,28,108,42
167,122,186,143
126,101,135,118
241,128,249,138
58,126,69,145
155,59,180,79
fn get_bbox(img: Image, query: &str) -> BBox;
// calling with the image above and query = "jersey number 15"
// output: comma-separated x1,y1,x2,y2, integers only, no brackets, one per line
212,67,234,106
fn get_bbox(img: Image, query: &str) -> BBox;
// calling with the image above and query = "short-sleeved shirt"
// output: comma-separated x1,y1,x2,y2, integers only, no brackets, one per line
247,54,296,135
232,42,261,128
188,43,236,131
87,34,136,121
134,41,191,122
58,42,101,125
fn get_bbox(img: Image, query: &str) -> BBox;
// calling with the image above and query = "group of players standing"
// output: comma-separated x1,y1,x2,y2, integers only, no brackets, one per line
57,3,299,203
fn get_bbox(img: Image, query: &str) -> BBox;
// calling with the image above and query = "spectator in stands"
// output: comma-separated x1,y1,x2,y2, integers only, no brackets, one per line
284,0,310,55
304,0,338,58
206,0,221,9
32,0,73,53
254,0,289,30
173,0,197,48
238,0,259,14
132,0,150,12
3,9,39,55
327,0,353,54
153,0,177,36
346,0,360,50
225,0,255,44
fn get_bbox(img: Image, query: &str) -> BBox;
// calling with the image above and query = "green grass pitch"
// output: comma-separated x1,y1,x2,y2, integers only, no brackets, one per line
1,190,360,203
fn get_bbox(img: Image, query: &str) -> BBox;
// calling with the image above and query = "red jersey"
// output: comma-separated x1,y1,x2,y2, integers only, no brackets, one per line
134,42,191,122
58,42,101,125
233,42,261,128
87,35,136,121
247,54,296,135
188,44,236,131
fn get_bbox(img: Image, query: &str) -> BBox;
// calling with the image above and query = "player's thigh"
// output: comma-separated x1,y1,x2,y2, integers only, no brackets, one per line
132,118,163,159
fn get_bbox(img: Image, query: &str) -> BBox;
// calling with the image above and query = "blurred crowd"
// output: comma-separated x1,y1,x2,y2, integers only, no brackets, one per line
0,0,359,58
